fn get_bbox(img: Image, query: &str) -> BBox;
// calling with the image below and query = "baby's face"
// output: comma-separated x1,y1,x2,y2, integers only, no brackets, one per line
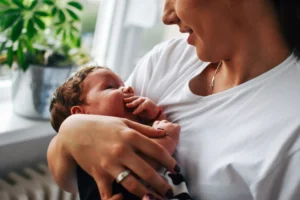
79,68,134,118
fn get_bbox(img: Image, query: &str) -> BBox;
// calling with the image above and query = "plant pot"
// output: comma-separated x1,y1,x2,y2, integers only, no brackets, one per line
12,65,75,120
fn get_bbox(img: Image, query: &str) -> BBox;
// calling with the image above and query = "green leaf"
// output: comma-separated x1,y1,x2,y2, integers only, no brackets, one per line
58,10,66,23
75,37,81,48
3,8,21,15
34,17,46,29
26,19,37,38
0,41,7,53
54,21,63,26
44,0,54,5
62,30,67,43
23,39,34,52
21,61,29,71
3,14,19,31
34,11,49,17
56,27,63,35
0,0,10,6
71,26,79,33
17,41,24,68
11,18,24,41
12,0,25,8
66,8,79,21
51,7,57,16
7,46,13,67
69,32,76,45
67,1,83,10
29,0,38,9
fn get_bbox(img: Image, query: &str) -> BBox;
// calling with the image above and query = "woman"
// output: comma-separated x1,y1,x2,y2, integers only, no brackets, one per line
48,0,300,199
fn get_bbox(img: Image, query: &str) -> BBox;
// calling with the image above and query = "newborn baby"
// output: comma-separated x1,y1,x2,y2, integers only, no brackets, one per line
49,66,191,200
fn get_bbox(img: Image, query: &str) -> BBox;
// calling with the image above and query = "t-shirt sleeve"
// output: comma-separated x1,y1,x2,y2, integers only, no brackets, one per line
251,149,300,200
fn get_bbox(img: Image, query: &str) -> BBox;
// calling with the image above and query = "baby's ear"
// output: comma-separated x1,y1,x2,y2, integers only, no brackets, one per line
71,106,85,114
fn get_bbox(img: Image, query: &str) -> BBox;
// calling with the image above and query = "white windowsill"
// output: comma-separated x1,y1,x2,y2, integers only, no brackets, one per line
0,100,55,147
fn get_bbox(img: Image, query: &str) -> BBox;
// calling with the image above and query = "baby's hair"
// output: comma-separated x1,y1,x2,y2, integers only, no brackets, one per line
49,65,108,132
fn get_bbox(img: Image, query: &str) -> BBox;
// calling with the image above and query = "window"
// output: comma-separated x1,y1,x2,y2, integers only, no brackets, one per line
91,0,183,80
0,0,183,101
80,0,101,56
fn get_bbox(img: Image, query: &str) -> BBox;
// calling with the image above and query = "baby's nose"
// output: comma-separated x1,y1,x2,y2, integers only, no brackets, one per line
121,86,134,94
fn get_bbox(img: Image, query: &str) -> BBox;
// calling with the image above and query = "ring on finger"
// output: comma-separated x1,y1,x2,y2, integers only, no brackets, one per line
116,169,131,184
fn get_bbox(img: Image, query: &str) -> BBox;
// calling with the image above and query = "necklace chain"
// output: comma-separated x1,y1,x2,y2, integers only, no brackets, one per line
210,61,222,91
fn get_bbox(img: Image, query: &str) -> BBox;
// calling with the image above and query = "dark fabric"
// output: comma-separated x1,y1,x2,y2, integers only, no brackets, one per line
77,165,140,200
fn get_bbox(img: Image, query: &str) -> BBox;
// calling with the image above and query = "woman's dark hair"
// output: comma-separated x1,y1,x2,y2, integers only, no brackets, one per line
272,0,300,58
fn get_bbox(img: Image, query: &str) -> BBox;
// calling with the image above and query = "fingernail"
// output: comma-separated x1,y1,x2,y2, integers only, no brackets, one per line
174,164,181,173
157,128,164,130
145,193,160,200
165,189,174,198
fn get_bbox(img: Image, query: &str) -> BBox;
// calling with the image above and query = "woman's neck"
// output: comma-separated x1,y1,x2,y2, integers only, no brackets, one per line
216,3,291,90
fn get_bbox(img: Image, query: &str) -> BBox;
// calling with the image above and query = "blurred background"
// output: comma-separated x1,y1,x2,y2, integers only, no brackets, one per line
0,0,183,199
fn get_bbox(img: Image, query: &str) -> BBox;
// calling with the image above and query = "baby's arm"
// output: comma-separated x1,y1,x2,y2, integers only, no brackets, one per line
124,95,180,169
138,120,180,171
152,120,179,155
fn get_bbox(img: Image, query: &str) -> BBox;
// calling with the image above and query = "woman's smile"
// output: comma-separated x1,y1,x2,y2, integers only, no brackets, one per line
187,30,195,45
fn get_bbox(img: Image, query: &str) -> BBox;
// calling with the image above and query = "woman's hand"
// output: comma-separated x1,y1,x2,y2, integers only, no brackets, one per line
48,114,178,199
105,193,161,200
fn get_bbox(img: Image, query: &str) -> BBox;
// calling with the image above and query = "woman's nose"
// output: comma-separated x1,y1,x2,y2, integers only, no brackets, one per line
121,86,134,94
162,0,180,25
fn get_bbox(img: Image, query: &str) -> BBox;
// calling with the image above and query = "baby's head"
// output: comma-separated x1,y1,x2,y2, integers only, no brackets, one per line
49,66,134,132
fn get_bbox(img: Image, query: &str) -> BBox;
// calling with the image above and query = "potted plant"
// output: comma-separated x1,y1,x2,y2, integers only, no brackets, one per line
0,0,89,119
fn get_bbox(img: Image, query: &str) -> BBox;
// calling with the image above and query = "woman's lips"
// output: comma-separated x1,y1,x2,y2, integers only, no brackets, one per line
187,31,195,45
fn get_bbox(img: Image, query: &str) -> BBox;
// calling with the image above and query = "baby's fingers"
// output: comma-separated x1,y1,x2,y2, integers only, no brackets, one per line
132,103,145,115
126,98,145,108
124,96,139,103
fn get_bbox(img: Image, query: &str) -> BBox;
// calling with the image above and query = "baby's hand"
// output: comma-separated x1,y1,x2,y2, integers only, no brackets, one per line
152,120,180,155
124,96,160,120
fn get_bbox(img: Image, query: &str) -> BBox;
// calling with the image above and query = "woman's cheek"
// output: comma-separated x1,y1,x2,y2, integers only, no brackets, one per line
175,0,197,26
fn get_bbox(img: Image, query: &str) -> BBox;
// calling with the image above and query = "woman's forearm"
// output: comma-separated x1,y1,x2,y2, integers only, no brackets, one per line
47,135,78,193
47,114,99,193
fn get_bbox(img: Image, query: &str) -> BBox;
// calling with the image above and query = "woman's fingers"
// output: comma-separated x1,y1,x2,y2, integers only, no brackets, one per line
93,170,114,200
108,165,159,198
143,194,161,200
126,129,178,173
121,151,173,198
108,194,123,200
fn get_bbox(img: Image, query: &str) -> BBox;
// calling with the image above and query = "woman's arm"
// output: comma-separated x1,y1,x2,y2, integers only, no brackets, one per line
47,135,78,193
47,114,178,199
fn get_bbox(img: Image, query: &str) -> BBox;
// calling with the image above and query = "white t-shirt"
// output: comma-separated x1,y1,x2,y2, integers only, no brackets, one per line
126,37,300,200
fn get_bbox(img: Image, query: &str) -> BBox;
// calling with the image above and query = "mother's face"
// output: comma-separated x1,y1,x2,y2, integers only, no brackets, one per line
162,0,242,61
